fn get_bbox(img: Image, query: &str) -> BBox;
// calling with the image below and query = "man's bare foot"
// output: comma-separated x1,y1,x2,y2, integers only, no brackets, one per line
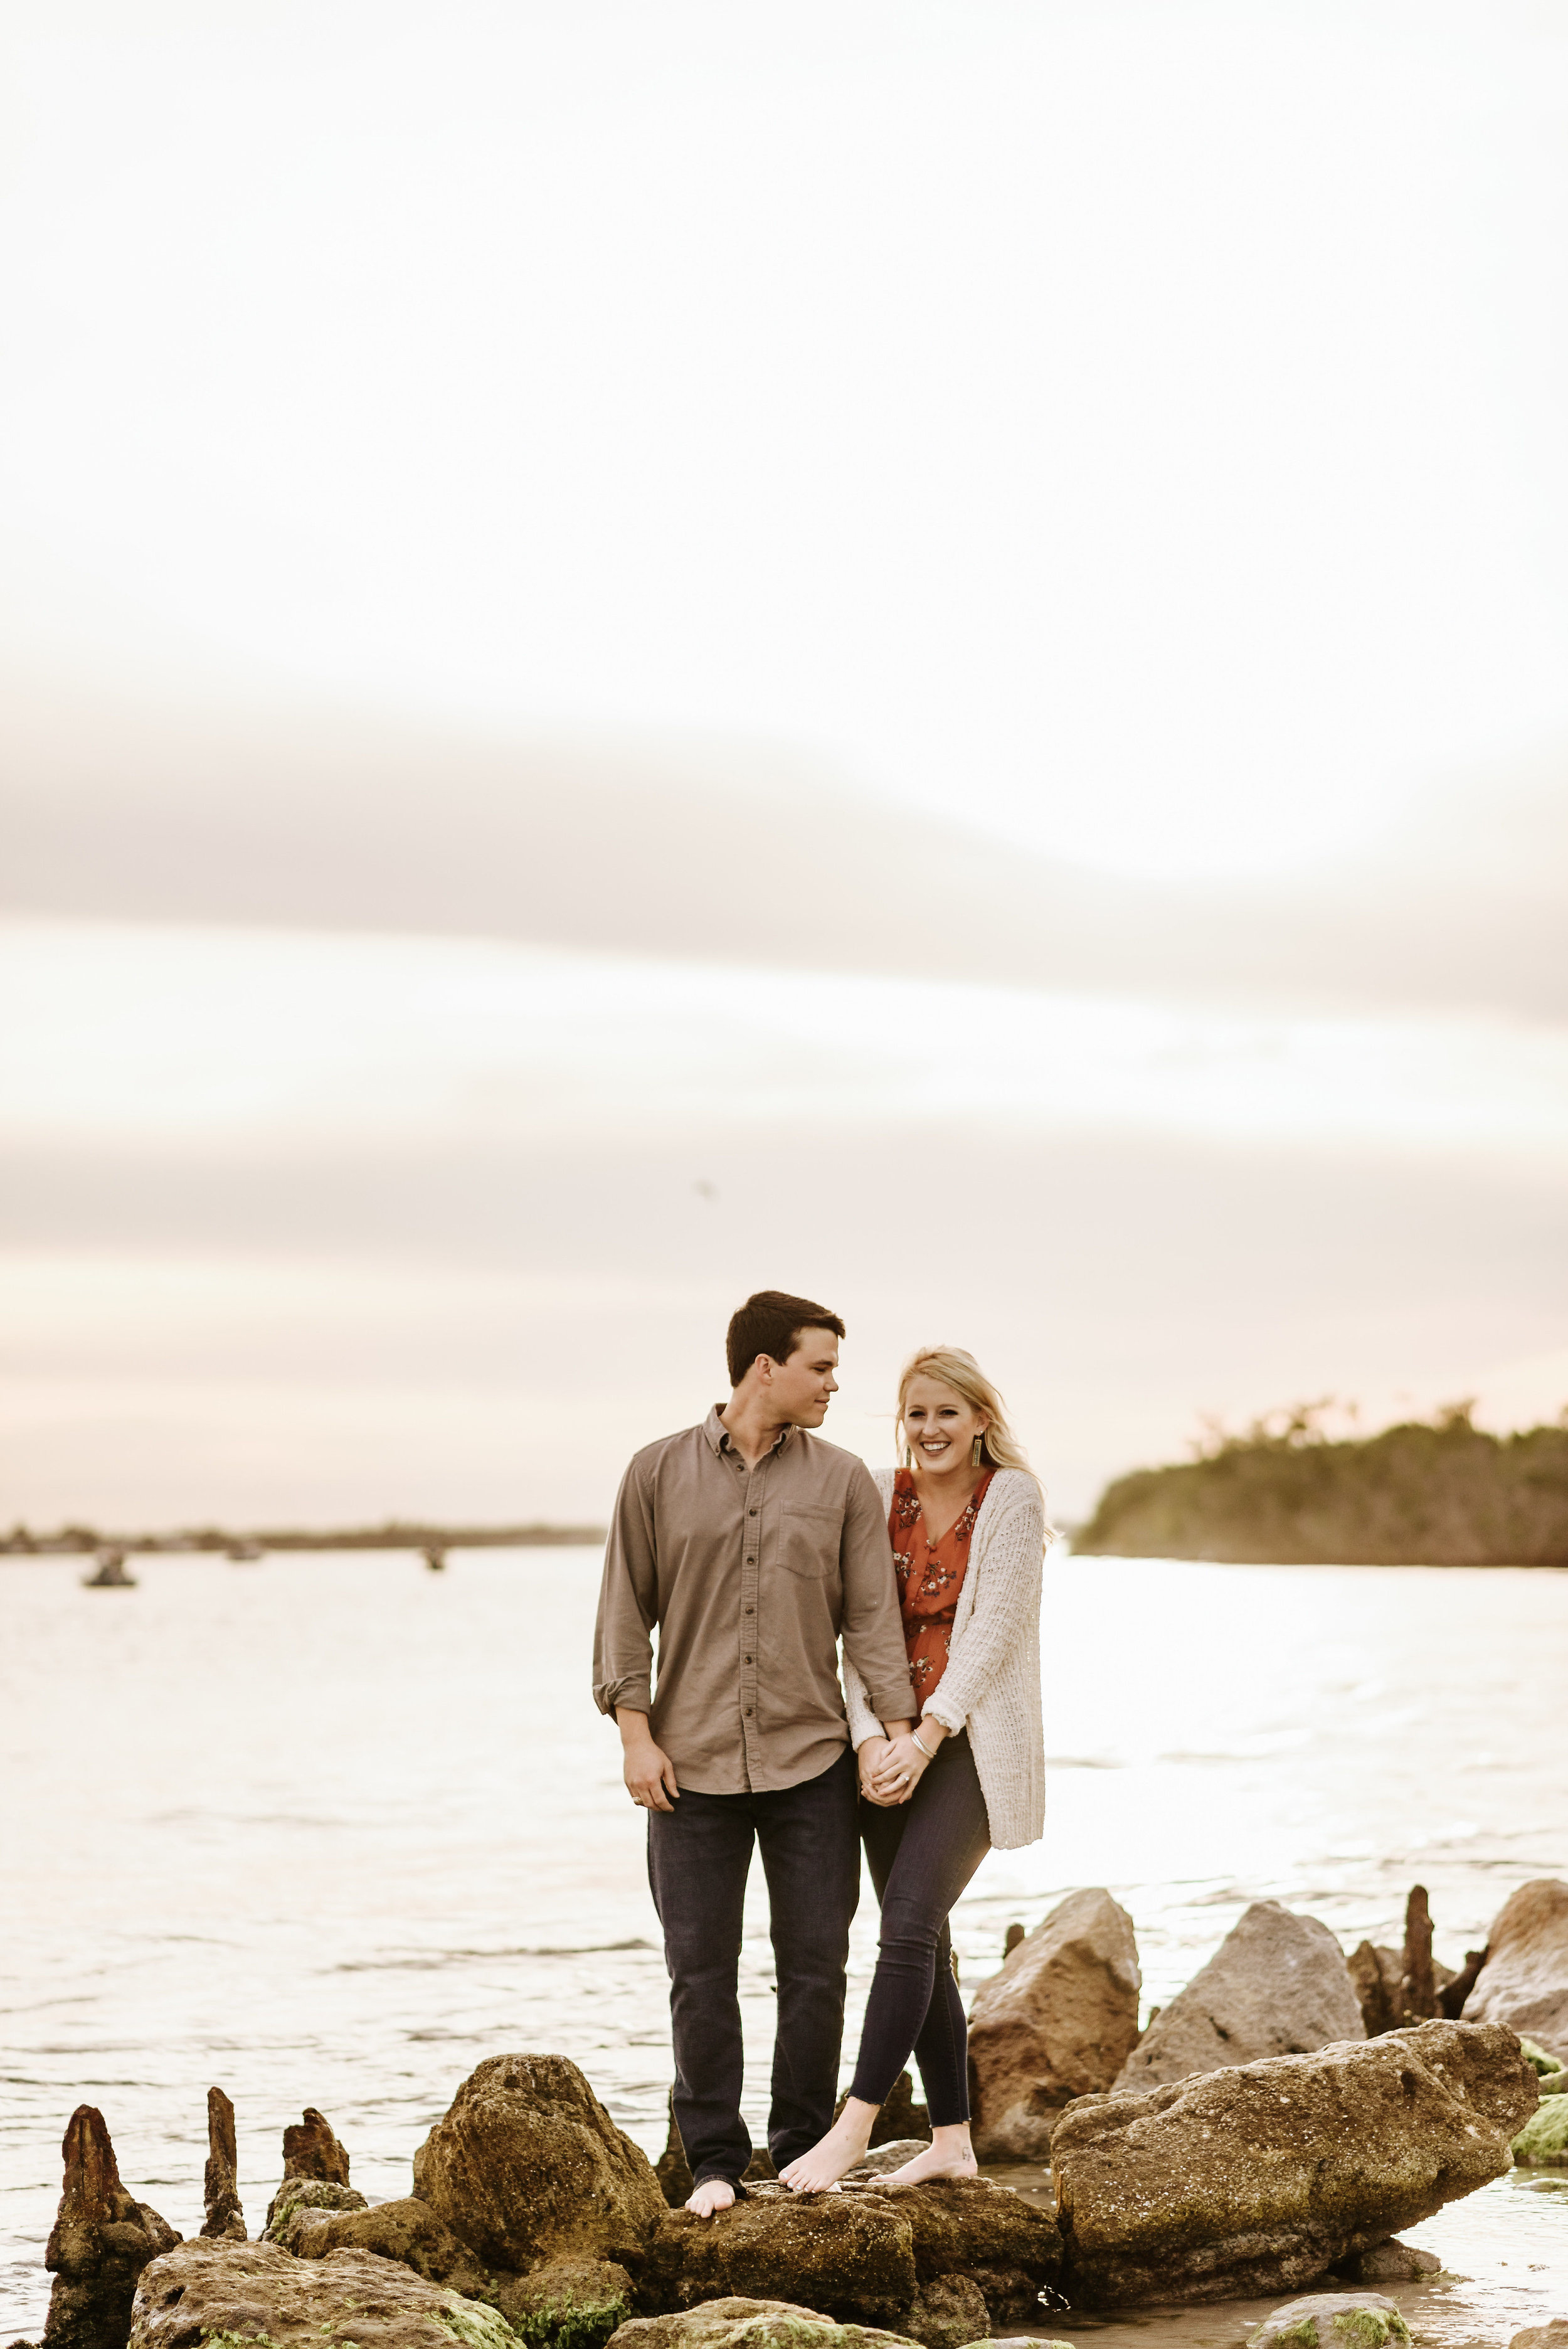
685,2177,736,2218
779,2101,876,2194
878,2126,978,2186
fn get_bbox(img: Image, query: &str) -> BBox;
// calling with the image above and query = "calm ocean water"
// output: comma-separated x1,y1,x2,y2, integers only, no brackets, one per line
3,1549,1564,2345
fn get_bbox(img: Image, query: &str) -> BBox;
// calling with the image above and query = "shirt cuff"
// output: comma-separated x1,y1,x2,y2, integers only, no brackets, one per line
595,1675,652,1717
867,1677,918,1722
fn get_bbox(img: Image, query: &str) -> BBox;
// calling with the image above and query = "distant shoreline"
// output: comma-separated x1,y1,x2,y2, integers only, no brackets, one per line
1,1520,607,1558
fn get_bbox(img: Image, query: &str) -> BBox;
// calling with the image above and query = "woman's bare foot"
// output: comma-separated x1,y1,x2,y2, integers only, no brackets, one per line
779,2097,877,2193
685,2177,736,2217
877,2124,978,2185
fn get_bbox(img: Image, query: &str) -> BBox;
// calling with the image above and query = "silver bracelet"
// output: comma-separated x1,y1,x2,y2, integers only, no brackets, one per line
911,1727,937,1760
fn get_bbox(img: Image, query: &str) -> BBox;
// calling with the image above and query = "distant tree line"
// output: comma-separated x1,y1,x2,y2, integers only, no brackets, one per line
1,1519,606,1557
1073,1401,1568,1565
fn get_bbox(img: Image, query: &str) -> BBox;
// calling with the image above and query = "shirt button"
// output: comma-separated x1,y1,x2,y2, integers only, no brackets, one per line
744,1606,754,1615
745,1707,753,1717
744,1655,752,1663
748,1508,757,1516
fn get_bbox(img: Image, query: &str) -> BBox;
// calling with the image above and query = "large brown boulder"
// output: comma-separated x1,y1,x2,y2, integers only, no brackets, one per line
1052,2018,1537,2306
641,2175,1059,2331
199,2089,245,2242
1465,1880,1568,2059
967,1890,1141,2159
413,2054,667,2274
127,2238,512,2349
263,2108,358,2230
1113,1901,1363,2089
42,2107,181,2349
642,2188,918,2327
606,2298,920,2349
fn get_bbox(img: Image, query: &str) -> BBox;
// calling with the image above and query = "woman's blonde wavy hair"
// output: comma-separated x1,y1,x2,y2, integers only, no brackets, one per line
896,1345,1036,1478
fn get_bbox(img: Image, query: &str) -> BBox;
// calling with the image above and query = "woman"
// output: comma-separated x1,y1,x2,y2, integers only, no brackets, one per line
780,1345,1048,2194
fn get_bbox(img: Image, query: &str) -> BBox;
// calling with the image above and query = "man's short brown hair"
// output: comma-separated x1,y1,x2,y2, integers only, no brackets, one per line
726,1291,846,1387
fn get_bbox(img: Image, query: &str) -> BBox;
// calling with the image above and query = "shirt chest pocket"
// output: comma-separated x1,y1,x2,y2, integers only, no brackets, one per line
776,1503,842,1579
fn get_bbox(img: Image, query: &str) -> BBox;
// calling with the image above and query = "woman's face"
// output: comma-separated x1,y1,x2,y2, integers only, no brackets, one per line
901,1375,989,1471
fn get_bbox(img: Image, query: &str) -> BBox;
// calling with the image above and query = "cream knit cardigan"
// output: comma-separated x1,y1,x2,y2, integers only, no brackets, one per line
842,1466,1046,1852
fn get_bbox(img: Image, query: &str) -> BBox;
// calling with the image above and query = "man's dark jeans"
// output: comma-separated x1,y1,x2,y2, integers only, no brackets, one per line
646,1746,861,2187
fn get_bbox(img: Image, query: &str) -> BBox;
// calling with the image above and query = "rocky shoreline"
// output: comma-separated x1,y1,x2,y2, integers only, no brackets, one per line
11,1880,1565,2349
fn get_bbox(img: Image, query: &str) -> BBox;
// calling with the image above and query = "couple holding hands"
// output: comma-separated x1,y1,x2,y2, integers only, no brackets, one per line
592,1289,1048,2213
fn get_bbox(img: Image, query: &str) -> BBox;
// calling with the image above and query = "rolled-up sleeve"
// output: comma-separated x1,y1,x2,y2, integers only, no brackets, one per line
592,1459,659,1717
838,1462,915,1724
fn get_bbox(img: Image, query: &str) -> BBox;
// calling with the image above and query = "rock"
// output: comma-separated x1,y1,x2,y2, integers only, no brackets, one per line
277,2197,494,2296
499,2257,637,2349
41,2106,181,2349
1464,1880,1568,2058
1520,2038,1564,2076
1510,2327,1568,2349
1347,1944,1404,2040
413,2054,667,2274
850,2145,930,2178
1337,2240,1442,2283
877,2177,1061,2313
640,2173,1061,2330
654,2094,776,2209
604,2297,920,2349
282,2106,351,2185
1538,2067,1568,2096
1052,2018,1537,2306
1438,1949,1488,2020
902,2275,988,2349
1512,2100,1568,2164
967,1890,1142,2158
642,2187,918,2327
1249,2292,1411,2348
1002,1926,1025,1960
1399,1887,1440,2022
127,2239,512,2349
262,2178,368,2240
199,2088,245,2242
1113,1901,1364,2091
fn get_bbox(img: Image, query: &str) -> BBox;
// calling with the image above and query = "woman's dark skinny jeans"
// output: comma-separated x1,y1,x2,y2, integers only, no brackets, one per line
849,1730,991,2125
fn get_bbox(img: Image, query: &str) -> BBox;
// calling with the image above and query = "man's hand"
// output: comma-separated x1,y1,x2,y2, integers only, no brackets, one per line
617,1708,679,1812
857,1736,901,1806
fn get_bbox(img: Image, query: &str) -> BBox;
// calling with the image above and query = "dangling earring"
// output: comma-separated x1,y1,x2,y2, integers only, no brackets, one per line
901,1436,913,1470
971,1433,985,1467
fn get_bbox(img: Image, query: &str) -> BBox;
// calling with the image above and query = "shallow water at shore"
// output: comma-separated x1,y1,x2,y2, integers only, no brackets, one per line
3,1548,1564,2341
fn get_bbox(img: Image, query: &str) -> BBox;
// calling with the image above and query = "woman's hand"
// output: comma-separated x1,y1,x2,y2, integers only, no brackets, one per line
857,1737,903,1806
867,1725,946,1803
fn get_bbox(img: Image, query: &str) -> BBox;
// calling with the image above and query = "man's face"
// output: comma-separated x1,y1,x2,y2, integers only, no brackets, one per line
766,1329,840,1426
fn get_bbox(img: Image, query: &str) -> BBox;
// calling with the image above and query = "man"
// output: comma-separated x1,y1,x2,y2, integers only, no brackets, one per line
593,1290,916,2217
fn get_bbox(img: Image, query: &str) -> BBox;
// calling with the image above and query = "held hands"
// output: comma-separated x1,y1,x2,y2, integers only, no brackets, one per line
857,1736,903,1806
864,1725,945,1805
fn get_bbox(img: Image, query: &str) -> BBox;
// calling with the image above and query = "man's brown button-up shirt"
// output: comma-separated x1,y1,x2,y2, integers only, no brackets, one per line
592,1405,916,1793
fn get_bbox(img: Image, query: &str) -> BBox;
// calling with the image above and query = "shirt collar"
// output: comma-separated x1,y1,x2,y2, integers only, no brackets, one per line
704,1403,796,1460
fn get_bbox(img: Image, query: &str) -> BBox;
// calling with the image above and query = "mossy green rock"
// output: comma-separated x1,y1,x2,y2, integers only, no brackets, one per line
497,2259,635,2349
413,2056,665,2275
1512,2098,1568,2164
128,2239,513,2349
605,2298,919,2349
1518,2039,1563,2077
1249,2294,1411,2349
261,2180,368,2242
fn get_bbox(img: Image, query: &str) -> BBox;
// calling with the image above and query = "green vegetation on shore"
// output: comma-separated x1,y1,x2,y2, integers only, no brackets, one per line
1074,1401,1568,1564
1,1519,605,1557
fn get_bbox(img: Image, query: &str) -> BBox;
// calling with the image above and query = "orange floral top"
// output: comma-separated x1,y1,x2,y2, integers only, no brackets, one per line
888,1467,995,1706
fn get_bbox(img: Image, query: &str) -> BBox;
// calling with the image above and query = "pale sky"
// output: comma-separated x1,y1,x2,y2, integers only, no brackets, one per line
2,2,1566,1530
4,1,1568,871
